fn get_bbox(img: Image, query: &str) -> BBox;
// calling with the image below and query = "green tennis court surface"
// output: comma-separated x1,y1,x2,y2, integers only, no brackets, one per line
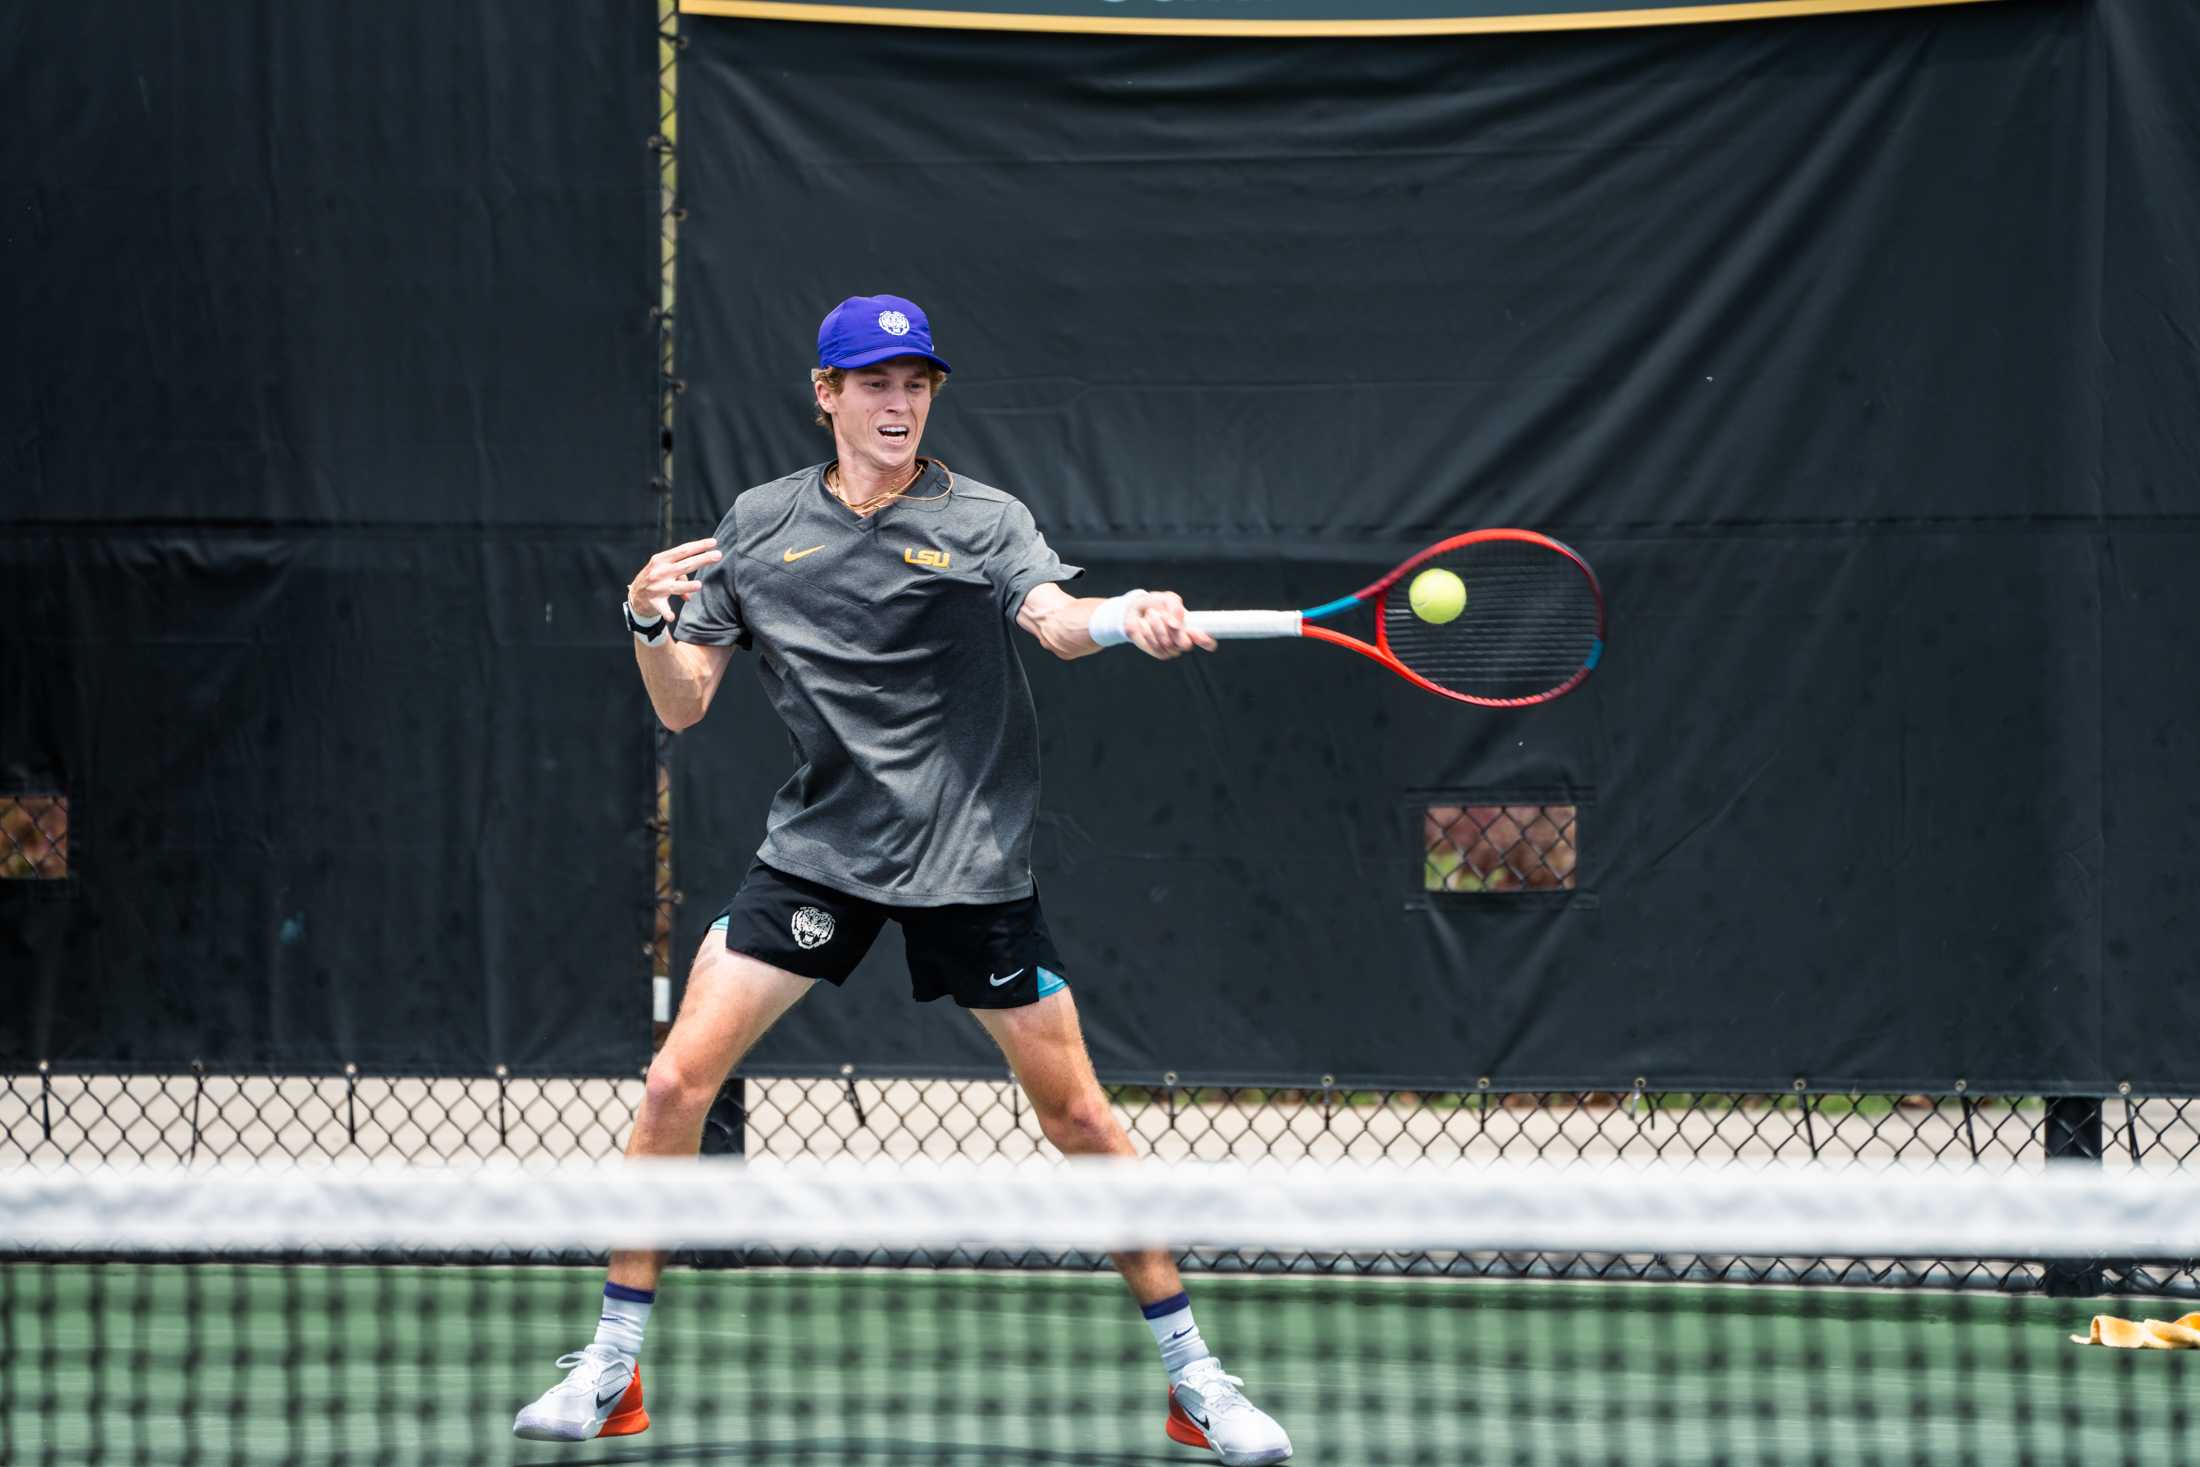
8,1265,2195,1464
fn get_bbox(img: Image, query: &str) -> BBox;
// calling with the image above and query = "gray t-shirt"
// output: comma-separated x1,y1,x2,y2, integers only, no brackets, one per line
674,461,1083,905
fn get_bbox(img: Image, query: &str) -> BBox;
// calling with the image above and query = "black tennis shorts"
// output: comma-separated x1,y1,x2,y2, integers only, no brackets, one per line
709,860,1068,1010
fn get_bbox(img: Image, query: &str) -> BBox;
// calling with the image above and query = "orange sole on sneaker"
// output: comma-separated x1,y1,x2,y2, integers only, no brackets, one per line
600,1368,651,1438
1165,1395,1213,1451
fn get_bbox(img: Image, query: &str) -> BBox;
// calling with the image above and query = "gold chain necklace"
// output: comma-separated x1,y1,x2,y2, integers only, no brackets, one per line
827,458,952,515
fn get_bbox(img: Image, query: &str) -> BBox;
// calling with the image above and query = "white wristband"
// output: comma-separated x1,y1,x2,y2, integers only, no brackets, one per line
1087,590,1148,648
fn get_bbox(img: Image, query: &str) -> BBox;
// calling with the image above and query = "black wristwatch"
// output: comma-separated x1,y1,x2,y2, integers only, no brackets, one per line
623,600,671,645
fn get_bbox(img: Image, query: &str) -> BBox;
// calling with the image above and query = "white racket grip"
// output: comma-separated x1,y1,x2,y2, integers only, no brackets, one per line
1184,610,1303,640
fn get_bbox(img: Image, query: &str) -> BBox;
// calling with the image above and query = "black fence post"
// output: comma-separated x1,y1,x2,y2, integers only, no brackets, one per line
688,1075,749,1270
2042,1095,2105,1297
2045,1096,2104,1162
701,1075,747,1158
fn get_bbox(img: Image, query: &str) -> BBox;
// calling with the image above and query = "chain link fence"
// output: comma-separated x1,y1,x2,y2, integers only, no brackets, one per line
9,1070,2194,1174
1426,802,1576,892
0,795,69,881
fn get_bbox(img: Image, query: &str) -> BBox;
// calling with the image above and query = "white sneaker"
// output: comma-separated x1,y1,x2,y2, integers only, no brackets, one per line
1165,1358,1292,1465
511,1343,650,1442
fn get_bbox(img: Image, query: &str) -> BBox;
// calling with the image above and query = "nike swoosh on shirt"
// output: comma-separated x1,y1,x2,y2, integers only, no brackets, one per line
782,544,826,563
988,968,1025,987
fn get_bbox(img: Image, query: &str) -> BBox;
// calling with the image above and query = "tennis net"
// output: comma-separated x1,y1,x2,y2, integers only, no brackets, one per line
6,1161,2200,1465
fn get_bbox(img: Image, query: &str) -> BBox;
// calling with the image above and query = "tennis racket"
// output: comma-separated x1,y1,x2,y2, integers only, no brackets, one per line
1185,530,1605,708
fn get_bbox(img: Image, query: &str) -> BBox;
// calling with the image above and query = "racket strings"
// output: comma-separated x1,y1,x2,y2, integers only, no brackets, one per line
1381,545,1601,700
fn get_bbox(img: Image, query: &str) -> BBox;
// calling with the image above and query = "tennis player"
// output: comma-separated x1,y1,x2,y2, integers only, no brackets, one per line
513,295,1291,1466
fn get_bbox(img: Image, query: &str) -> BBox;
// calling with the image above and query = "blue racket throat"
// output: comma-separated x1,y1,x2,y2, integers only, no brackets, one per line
1299,596,1361,622
1586,639,1605,670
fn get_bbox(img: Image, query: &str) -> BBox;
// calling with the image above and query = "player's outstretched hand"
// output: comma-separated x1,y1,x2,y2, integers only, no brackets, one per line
629,537,723,623
1125,590,1217,660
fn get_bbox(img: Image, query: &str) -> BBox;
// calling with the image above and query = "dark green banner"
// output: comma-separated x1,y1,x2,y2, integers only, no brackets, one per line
682,0,2007,38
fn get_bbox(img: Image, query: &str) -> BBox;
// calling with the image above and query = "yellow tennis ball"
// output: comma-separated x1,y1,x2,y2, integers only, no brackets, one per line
1408,568,1467,624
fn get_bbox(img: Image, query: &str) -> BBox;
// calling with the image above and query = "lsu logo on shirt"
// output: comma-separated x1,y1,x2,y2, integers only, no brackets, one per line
903,547,951,570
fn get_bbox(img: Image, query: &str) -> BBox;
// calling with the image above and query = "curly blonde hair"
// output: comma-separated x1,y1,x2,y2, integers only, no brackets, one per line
812,361,949,429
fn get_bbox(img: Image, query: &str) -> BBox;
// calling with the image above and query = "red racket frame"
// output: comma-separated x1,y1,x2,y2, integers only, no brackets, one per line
1300,529,1606,708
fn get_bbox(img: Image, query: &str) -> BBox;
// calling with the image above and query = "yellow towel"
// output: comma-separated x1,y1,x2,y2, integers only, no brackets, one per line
2071,1312,2200,1349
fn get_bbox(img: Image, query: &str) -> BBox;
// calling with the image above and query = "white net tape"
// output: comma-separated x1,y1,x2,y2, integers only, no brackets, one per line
6,1159,2200,1261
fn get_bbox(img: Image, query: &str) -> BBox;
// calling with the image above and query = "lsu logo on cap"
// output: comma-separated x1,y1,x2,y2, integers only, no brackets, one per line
877,310,911,336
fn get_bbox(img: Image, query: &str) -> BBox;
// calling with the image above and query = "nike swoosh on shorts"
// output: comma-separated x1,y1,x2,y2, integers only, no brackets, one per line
989,968,1025,987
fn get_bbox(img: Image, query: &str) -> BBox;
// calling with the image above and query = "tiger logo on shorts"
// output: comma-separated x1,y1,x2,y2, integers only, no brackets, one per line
790,906,836,950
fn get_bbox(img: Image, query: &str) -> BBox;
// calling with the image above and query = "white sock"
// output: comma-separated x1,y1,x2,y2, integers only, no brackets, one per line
1142,1291,1212,1385
593,1283,654,1359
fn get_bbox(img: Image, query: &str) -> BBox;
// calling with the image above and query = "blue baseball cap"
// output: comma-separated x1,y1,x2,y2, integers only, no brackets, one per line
816,294,952,374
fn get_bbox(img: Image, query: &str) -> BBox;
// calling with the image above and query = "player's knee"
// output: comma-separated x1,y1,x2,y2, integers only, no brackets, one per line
643,1051,713,1120
1041,1095,1124,1157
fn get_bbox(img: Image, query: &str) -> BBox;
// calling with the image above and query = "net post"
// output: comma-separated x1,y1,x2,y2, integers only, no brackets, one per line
2042,1095,2107,1297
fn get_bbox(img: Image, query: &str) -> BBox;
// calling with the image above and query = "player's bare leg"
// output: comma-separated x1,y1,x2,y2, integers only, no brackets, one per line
975,992,1292,1466
611,942,813,1289
975,991,1178,1295
513,941,812,1442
